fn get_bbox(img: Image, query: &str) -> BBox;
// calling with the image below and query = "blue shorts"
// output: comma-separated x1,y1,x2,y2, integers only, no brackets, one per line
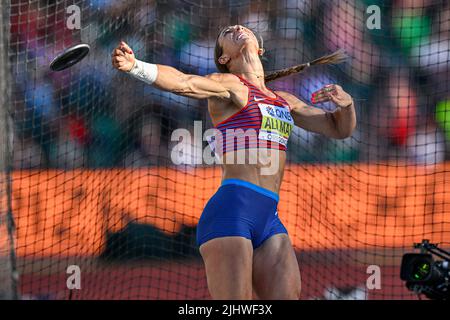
196,179,288,249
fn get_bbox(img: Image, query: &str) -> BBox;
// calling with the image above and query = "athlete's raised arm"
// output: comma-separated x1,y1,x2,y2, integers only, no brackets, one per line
111,41,232,100
277,85,356,139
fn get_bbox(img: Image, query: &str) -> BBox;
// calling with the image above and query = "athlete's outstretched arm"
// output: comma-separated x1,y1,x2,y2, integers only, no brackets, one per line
277,86,356,139
111,41,231,100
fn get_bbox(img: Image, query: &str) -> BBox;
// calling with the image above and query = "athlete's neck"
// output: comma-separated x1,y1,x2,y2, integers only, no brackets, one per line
228,45,268,93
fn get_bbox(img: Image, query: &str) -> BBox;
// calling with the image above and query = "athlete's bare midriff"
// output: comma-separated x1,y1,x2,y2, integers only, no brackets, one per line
221,150,286,194
208,77,287,195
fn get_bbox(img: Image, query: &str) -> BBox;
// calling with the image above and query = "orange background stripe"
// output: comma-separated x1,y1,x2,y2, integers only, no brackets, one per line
9,164,450,256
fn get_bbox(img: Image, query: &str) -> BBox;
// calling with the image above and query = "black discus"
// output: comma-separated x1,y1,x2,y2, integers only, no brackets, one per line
50,44,90,71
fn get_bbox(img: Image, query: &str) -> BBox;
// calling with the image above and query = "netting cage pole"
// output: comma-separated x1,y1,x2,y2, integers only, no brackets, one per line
0,0,18,301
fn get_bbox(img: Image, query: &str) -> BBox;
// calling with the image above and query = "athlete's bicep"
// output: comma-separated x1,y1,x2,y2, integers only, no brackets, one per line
276,91,341,139
175,74,231,99
154,66,231,100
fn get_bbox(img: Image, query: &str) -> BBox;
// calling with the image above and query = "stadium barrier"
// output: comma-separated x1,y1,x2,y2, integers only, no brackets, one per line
11,163,450,257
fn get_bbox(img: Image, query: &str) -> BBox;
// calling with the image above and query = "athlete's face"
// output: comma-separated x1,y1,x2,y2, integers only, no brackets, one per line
217,25,262,67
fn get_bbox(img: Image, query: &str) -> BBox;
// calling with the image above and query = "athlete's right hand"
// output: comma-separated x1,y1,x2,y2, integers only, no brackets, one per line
111,41,135,72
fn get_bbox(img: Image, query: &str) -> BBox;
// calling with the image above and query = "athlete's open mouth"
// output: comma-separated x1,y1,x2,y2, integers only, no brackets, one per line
235,32,249,41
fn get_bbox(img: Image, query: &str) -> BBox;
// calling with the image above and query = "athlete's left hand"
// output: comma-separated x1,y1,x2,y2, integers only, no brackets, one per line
311,84,353,108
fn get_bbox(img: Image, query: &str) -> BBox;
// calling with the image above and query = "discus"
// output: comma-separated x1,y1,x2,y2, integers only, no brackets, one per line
50,44,90,71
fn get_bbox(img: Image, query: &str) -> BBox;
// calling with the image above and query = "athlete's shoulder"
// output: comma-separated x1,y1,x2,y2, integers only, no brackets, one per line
205,73,247,105
206,73,244,99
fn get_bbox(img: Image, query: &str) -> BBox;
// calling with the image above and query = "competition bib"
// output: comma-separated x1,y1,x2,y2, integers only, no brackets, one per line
258,103,294,147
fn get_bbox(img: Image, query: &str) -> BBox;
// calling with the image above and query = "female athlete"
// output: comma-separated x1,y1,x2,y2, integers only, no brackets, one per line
112,25,356,300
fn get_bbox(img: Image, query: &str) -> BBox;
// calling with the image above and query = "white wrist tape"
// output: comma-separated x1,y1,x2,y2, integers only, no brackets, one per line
128,59,158,85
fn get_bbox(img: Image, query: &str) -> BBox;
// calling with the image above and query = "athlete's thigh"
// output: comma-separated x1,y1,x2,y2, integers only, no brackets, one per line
252,233,301,299
200,236,253,300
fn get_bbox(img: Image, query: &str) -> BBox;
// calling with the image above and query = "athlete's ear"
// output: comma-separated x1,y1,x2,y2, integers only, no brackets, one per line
218,54,230,65
258,48,265,56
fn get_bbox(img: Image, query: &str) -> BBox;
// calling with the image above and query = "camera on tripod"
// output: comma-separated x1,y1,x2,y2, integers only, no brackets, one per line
400,240,450,300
